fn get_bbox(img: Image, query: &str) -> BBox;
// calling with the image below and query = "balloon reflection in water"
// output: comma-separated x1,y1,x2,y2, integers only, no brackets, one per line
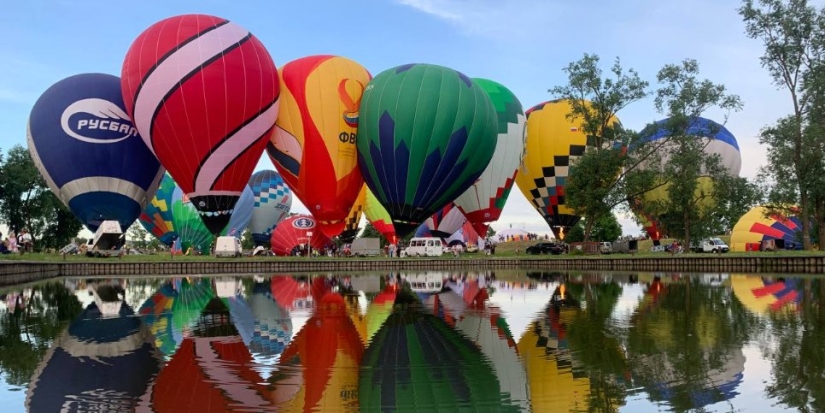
269,293,364,412
26,301,162,412
424,288,530,411
731,274,801,314
517,291,591,413
138,278,216,358
359,289,523,412
139,295,272,412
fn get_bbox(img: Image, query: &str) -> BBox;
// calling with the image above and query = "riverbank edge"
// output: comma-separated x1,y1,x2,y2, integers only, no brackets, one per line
2,255,824,286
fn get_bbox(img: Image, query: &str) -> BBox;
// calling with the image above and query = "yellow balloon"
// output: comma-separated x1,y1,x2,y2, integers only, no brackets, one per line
515,99,619,238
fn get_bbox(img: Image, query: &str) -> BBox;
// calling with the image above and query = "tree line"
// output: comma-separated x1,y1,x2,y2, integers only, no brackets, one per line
555,0,825,250
0,145,82,251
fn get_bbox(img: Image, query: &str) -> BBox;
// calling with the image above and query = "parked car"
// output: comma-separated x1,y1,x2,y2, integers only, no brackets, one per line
526,242,564,255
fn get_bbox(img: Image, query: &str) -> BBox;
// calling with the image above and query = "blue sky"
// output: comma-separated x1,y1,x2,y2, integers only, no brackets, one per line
0,0,793,237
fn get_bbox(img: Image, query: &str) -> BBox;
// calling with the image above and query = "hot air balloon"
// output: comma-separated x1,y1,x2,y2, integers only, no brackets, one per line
222,185,255,237
340,185,367,243
362,186,397,244
27,73,164,232
248,170,292,246
454,78,526,238
172,185,254,253
730,206,805,252
267,55,371,239
631,116,742,243
270,215,332,256
356,63,498,237
415,202,467,239
121,14,280,235
139,172,178,245
515,99,620,240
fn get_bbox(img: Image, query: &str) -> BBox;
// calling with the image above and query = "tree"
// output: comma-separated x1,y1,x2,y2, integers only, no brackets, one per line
638,59,744,248
37,192,83,251
359,221,389,246
739,0,825,249
127,222,148,249
705,177,764,234
564,214,622,243
240,228,255,250
549,54,650,242
486,226,496,238
0,145,64,246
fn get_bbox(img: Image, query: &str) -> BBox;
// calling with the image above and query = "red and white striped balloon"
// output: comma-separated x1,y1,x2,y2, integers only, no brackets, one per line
121,14,280,234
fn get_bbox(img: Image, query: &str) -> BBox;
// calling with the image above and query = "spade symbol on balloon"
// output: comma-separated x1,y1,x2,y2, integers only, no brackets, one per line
121,14,281,234
355,63,498,237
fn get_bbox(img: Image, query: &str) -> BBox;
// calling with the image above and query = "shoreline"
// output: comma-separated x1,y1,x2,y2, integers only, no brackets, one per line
2,254,825,287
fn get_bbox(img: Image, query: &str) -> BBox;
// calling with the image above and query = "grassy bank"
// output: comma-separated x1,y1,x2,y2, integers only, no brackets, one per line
2,237,823,263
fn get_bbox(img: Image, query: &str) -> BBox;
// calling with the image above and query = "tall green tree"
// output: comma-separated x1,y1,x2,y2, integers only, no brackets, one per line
549,54,650,242
127,221,148,249
0,145,64,245
739,0,825,249
638,59,744,248
705,177,764,234
37,192,83,251
565,214,623,243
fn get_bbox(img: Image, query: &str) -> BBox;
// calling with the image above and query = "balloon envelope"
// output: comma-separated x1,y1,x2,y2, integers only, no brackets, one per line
268,55,371,238
356,63,498,237
270,215,332,256
363,186,397,244
27,73,164,232
730,206,804,252
454,78,526,237
139,172,178,245
340,185,367,243
631,116,741,239
121,14,280,234
515,99,619,239
248,170,292,245
418,202,467,239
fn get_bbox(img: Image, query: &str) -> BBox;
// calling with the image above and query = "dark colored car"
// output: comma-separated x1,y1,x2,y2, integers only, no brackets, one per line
526,242,564,255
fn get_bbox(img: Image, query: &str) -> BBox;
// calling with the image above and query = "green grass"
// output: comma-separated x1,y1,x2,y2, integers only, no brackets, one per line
1,236,824,263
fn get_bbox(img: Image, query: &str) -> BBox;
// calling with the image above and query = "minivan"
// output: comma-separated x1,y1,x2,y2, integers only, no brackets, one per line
402,237,444,257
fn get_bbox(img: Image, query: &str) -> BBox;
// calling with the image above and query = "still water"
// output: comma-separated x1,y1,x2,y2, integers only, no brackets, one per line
0,270,819,412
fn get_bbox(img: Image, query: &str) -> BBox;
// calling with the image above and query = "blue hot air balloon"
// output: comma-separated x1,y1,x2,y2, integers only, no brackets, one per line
27,73,164,232
248,170,292,245
222,184,255,237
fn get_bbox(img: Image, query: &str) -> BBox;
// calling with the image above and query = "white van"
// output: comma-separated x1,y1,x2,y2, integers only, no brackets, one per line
215,236,242,257
403,237,444,257
691,237,730,253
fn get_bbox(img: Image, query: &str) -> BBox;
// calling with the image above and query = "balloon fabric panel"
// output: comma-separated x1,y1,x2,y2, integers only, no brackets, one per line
139,172,178,245
248,170,292,245
27,73,164,233
454,78,526,232
121,14,280,234
356,64,497,236
268,55,371,238
363,187,397,244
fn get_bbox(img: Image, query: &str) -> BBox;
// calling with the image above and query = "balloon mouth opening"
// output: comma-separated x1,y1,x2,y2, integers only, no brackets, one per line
189,194,240,234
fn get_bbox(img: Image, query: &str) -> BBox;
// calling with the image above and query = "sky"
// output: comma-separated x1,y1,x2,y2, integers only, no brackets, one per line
0,0,799,239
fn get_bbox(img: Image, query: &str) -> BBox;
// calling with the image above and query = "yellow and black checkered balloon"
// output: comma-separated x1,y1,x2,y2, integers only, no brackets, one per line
515,99,619,238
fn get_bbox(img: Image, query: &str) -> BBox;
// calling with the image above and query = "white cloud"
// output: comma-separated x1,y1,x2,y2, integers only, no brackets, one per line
396,0,463,21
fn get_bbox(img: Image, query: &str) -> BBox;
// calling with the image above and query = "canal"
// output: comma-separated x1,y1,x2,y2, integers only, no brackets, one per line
0,270,819,412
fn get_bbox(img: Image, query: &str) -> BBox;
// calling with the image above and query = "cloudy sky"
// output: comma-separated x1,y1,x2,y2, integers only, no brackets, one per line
0,0,796,237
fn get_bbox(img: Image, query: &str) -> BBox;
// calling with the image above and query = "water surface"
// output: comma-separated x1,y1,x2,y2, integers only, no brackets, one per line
0,271,820,412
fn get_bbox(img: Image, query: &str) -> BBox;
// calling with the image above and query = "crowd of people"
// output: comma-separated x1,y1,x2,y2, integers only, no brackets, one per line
0,229,33,255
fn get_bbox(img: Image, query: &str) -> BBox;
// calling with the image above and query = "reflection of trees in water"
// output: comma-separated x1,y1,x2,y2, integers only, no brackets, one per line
0,282,82,386
566,277,629,412
763,278,825,412
626,278,759,412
